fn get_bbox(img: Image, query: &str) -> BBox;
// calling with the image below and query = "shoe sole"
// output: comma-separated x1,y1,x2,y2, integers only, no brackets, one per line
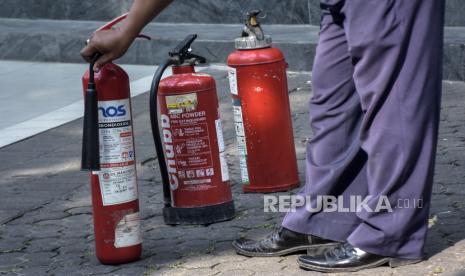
232,242,340,257
298,257,391,273
298,257,422,272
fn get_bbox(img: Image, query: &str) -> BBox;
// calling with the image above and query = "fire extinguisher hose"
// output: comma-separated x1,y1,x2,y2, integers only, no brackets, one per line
149,59,175,207
81,53,102,171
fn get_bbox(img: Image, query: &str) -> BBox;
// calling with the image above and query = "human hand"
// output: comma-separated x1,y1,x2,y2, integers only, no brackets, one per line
80,26,135,72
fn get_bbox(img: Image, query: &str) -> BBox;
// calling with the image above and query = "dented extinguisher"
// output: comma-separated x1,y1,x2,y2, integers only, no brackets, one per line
81,14,148,264
227,10,299,193
150,34,235,225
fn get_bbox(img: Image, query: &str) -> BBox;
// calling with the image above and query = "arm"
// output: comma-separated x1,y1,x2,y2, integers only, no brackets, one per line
81,0,173,71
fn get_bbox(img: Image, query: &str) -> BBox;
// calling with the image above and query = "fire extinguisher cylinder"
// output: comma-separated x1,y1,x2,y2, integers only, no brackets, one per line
150,34,206,208
227,10,300,193
150,34,235,225
81,14,144,265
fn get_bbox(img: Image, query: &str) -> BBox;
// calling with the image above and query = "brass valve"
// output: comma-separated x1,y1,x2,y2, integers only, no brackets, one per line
242,10,265,40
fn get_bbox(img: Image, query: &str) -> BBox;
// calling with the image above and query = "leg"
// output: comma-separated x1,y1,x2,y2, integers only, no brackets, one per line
342,0,445,259
282,2,367,242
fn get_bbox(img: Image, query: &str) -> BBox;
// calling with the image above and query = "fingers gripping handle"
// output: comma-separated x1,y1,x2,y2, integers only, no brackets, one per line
84,13,151,53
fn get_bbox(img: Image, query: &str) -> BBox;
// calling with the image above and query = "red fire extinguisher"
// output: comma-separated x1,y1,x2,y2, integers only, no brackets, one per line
81,14,148,264
227,10,300,193
150,34,235,225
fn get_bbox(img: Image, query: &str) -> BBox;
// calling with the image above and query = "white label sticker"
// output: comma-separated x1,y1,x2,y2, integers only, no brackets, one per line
114,212,142,248
228,67,238,95
239,153,249,184
219,151,230,182
96,99,138,206
215,119,229,182
233,104,249,184
98,99,133,164
215,119,225,152
97,166,138,205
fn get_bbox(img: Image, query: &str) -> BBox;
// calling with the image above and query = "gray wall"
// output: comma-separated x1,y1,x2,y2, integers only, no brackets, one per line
0,0,463,26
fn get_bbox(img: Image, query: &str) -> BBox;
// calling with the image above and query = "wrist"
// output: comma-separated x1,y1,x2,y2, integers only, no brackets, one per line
119,20,142,43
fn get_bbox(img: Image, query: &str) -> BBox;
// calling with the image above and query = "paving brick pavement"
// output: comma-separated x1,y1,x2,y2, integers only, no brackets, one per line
0,68,464,276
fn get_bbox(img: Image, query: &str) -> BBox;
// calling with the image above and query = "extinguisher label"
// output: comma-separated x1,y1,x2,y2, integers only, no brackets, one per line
114,212,142,248
215,119,229,182
232,99,249,184
162,92,229,192
228,67,238,95
96,99,138,206
97,166,137,205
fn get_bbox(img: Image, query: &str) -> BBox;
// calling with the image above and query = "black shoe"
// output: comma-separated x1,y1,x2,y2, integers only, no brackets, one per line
232,227,339,257
298,242,422,272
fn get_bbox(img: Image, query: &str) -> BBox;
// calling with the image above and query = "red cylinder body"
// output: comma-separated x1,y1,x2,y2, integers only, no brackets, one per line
227,47,299,193
82,63,141,264
157,65,233,207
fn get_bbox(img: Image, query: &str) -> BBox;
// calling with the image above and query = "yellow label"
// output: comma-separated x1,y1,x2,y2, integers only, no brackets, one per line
166,93,198,114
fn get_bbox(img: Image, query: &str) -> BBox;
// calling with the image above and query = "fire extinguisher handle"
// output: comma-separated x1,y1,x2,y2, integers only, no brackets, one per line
168,34,206,65
169,34,197,57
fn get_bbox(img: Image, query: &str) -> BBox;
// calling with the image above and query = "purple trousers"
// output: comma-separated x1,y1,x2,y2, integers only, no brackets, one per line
282,0,444,259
